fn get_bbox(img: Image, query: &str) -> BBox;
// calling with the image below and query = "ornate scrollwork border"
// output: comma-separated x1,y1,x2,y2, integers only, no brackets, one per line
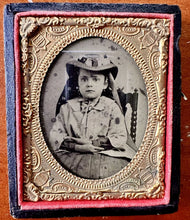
19,16,169,201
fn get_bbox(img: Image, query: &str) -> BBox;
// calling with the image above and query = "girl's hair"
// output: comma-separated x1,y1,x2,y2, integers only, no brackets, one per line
55,68,113,115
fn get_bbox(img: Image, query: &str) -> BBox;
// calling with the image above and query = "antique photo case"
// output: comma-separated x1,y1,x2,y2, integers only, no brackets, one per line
4,3,181,218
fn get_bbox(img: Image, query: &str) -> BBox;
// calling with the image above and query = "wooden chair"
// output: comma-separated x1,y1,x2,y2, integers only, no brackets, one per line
117,88,138,143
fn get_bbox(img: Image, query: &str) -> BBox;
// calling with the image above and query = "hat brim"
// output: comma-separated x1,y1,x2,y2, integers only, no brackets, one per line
66,60,118,79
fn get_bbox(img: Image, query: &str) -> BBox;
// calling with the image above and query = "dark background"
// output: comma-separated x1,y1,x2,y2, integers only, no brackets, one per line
0,0,189,219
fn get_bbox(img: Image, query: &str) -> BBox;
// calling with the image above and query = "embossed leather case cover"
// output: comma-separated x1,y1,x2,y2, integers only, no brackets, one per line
4,3,181,218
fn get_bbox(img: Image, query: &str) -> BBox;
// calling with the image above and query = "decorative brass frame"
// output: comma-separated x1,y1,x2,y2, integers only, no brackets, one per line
19,16,169,201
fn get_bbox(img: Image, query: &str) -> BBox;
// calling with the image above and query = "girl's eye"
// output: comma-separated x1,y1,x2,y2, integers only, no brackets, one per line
80,77,88,82
92,77,99,82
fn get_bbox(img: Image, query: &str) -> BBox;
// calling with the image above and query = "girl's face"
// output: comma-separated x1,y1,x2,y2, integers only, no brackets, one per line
78,69,108,100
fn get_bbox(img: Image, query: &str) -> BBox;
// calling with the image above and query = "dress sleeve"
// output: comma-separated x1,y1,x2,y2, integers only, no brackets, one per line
107,102,128,149
49,105,68,151
103,102,137,159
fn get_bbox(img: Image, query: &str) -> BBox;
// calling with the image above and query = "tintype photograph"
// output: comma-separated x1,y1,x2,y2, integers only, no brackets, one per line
40,37,148,179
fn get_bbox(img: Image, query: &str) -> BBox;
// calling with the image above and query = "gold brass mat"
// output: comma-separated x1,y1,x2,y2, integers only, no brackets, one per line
19,16,169,201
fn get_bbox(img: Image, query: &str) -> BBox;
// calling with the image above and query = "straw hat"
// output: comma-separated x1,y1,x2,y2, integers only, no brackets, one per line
66,55,118,79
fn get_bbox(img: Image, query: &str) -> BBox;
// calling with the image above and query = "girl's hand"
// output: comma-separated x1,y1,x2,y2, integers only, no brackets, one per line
64,137,90,145
75,144,104,153
64,137,104,152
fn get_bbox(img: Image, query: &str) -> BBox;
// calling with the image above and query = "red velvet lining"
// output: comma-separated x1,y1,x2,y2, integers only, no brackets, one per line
14,11,174,210
14,14,23,206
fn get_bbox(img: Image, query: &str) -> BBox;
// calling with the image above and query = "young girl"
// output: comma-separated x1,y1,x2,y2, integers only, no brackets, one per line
49,55,137,179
